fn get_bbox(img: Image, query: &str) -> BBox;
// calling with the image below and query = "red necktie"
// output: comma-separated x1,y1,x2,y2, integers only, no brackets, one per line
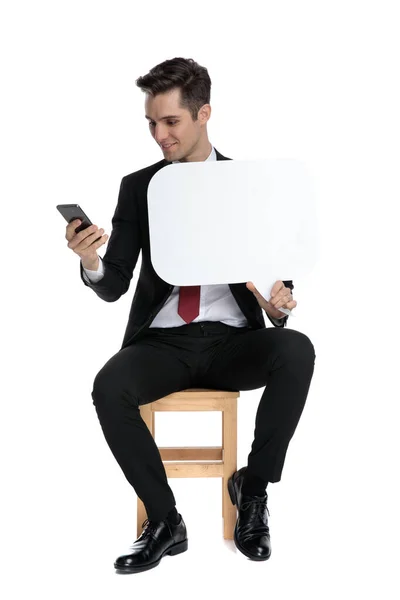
178,286,201,323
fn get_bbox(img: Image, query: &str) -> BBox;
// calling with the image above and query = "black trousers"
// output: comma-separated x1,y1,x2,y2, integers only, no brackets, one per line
91,321,316,521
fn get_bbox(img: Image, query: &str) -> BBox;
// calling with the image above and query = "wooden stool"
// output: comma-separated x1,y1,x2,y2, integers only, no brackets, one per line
137,388,239,540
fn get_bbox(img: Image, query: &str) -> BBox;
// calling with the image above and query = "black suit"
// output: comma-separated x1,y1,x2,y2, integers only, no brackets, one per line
84,148,315,523
80,147,293,350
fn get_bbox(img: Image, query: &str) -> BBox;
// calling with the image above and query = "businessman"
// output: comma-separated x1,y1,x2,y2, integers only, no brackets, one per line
65,57,316,574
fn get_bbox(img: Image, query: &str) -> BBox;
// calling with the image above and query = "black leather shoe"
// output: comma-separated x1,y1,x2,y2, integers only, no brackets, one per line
114,514,188,574
228,466,272,561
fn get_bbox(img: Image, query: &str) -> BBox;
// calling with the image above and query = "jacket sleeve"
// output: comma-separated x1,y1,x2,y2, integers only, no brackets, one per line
79,175,141,302
265,279,294,328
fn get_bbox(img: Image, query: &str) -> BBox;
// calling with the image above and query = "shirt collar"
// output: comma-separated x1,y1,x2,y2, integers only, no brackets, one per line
172,145,216,163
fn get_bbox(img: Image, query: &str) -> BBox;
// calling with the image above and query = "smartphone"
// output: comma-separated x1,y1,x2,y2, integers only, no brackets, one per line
56,204,102,242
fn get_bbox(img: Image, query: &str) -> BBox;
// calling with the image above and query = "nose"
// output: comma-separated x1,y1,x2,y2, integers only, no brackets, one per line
153,125,169,144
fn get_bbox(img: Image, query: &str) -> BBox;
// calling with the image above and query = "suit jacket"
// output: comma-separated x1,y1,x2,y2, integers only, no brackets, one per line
80,147,293,350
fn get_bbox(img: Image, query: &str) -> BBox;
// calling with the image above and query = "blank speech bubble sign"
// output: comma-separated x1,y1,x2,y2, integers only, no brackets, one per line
147,158,319,305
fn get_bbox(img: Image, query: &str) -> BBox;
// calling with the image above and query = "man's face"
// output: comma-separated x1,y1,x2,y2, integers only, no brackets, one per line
145,87,210,162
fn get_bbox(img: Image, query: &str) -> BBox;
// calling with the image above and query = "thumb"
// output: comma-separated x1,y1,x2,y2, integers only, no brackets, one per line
246,281,264,299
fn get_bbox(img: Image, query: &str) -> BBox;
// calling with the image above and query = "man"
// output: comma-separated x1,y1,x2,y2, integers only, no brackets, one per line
65,57,316,574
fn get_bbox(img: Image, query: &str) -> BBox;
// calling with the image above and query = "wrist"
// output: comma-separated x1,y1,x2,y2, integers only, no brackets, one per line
81,255,99,271
264,305,285,319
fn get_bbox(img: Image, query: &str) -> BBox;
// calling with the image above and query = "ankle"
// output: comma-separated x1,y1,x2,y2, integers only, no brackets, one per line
242,471,268,497
165,506,180,525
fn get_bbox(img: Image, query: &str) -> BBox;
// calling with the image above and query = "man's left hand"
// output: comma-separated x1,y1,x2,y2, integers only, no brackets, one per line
246,280,297,319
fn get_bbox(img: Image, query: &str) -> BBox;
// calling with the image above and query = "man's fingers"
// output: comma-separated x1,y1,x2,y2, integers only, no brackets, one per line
65,219,82,241
270,280,285,298
68,226,104,250
247,280,296,313
272,294,296,309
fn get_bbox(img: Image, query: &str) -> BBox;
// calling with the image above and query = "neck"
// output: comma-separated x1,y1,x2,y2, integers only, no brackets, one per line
180,141,212,163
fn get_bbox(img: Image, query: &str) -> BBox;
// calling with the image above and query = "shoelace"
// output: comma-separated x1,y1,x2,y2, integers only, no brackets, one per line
137,518,159,540
241,496,270,524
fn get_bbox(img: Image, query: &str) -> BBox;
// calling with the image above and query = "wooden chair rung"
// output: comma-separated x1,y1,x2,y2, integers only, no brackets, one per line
159,446,222,461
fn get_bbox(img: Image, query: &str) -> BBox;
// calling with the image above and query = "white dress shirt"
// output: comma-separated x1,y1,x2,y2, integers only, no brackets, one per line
82,146,280,328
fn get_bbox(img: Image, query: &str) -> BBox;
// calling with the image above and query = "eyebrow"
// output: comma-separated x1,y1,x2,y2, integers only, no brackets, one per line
145,115,180,121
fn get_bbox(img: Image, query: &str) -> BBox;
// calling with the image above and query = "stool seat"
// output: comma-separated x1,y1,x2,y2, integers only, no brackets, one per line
138,388,240,540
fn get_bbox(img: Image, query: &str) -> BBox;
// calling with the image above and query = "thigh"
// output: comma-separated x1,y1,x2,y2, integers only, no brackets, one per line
204,327,315,391
91,335,192,406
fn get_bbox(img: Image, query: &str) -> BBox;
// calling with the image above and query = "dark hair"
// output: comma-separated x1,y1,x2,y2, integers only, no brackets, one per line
135,57,211,122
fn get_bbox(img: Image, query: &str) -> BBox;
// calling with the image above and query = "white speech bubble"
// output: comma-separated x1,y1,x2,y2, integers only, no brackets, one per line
148,158,319,315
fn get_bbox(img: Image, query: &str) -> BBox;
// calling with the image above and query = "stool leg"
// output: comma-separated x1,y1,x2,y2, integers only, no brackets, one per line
222,400,237,540
136,404,154,538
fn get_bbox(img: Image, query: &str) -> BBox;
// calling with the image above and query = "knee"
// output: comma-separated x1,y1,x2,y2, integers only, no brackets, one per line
283,330,316,365
91,366,141,412
91,367,112,408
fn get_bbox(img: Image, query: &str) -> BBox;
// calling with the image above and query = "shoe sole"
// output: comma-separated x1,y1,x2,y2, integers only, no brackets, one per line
114,538,188,574
228,473,271,562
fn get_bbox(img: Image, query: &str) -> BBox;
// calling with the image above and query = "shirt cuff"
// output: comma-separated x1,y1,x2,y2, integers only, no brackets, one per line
82,256,104,283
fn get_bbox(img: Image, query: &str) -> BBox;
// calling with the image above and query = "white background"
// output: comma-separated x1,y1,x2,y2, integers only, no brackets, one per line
1,0,399,598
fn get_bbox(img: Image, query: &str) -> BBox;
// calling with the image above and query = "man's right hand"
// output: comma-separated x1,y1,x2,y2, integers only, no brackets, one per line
65,219,108,270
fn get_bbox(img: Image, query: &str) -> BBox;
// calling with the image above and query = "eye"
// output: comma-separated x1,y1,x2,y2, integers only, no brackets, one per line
149,121,178,127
